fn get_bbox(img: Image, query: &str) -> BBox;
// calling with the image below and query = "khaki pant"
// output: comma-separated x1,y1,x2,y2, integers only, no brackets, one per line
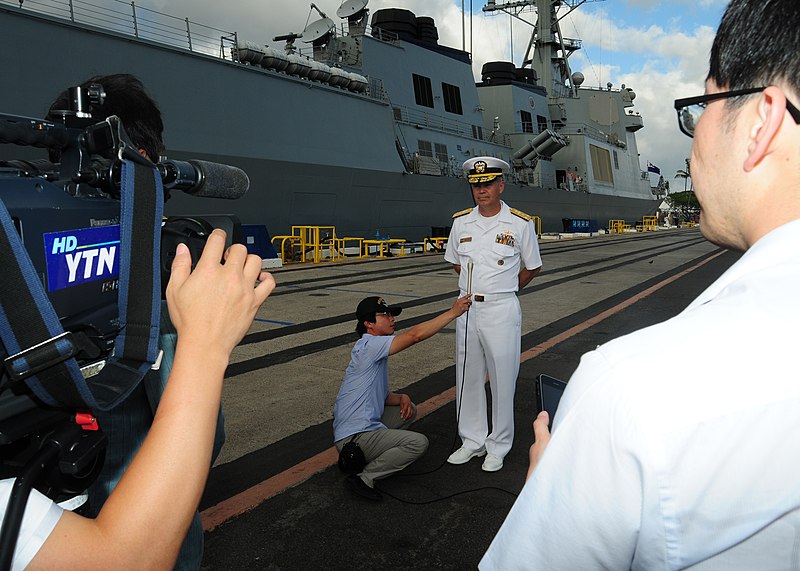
335,404,428,487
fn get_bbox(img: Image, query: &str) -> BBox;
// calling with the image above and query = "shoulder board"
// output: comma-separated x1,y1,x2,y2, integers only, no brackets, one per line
452,207,473,219
510,208,532,221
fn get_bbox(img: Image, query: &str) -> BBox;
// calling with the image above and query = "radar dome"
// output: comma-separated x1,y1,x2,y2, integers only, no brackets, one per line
571,72,585,87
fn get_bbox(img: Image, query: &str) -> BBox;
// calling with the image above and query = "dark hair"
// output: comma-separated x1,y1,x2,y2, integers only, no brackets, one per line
47,74,165,162
709,0,800,100
355,314,375,336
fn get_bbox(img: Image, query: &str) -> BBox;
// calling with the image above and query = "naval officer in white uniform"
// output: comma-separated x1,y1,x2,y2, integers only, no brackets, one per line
444,157,542,472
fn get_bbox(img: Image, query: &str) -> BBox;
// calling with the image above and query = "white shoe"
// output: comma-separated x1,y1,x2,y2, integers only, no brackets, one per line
481,454,504,472
447,446,486,465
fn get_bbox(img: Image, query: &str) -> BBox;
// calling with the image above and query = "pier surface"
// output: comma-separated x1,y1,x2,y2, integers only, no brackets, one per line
199,228,733,570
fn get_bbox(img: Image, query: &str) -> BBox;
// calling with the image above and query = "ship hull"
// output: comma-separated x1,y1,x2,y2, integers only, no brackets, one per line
165,151,660,238
0,5,660,241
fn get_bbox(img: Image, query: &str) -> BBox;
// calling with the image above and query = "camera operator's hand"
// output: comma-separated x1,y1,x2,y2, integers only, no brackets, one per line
29,229,274,571
167,228,275,358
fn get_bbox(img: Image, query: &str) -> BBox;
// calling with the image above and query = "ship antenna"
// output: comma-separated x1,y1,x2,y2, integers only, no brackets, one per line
483,0,605,97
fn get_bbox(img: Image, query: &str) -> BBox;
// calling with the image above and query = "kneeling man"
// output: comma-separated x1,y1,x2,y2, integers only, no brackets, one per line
334,295,470,500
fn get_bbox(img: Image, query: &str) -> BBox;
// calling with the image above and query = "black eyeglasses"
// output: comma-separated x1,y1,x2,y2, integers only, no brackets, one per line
674,87,800,138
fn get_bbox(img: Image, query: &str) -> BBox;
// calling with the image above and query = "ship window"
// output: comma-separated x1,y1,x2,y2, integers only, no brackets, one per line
442,82,463,115
413,74,434,108
393,107,403,121
537,115,548,133
520,111,533,133
434,143,448,164
418,140,434,157
472,125,483,140
613,149,619,169
590,144,614,185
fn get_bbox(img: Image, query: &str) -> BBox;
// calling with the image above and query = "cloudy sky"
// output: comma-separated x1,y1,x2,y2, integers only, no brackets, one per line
136,0,728,188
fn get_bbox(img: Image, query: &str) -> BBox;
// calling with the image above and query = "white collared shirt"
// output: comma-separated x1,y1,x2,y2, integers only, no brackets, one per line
480,218,800,570
444,201,542,294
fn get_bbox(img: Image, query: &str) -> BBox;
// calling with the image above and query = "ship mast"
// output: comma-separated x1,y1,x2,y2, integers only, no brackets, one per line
483,0,603,98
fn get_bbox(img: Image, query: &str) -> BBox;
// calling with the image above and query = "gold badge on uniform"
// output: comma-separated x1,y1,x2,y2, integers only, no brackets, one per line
460,237,472,243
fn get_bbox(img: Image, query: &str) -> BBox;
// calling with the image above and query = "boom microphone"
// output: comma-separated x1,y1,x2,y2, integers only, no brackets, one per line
157,159,249,199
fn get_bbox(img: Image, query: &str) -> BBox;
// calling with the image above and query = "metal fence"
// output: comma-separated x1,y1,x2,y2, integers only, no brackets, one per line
3,0,236,58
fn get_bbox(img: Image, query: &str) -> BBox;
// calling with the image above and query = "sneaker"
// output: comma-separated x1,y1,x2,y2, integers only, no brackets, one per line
481,454,504,472
344,474,382,501
447,446,486,465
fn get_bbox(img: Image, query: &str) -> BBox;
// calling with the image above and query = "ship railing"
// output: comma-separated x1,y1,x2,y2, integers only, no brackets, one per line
368,26,401,44
5,0,239,59
558,124,615,145
393,104,487,141
512,169,542,187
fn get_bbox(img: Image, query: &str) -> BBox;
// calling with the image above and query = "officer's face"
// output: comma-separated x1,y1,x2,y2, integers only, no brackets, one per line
470,177,504,212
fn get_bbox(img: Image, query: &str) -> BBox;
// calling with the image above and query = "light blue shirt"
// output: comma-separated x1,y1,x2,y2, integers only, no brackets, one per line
333,334,394,442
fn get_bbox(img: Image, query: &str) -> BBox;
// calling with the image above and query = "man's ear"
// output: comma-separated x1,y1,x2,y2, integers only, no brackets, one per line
744,87,788,172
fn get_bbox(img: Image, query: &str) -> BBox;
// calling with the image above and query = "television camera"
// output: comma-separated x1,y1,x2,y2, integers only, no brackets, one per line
0,84,248,543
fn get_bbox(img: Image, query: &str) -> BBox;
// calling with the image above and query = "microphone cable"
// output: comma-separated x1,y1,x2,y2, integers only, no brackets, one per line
375,261,520,504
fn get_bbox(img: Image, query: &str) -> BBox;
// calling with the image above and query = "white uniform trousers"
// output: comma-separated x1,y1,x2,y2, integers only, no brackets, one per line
454,292,521,458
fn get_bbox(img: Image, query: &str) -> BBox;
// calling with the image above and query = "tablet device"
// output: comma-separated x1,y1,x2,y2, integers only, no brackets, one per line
535,374,568,430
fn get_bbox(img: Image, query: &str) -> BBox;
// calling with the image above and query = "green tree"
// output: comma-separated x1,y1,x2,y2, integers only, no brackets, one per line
674,157,692,192
665,190,699,222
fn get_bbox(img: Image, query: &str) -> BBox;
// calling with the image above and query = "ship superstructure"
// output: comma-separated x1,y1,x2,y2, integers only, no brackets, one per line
0,0,660,239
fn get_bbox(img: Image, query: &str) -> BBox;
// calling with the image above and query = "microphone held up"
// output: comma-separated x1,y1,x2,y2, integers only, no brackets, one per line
157,159,250,199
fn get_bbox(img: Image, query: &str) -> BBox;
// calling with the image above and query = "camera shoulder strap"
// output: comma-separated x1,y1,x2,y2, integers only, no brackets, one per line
0,158,163,410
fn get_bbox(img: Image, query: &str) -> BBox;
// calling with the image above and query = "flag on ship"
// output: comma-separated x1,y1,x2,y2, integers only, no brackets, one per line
647,161,661,174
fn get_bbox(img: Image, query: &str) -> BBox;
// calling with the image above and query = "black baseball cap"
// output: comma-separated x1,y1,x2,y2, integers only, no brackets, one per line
356,296,402,322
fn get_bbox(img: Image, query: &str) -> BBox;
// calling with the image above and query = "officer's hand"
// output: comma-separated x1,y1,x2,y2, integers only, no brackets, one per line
452,294,472,317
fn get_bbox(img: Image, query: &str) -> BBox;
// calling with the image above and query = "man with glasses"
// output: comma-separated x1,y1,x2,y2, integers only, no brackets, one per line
481,0,800,568
444,157,542,473
333,295,471,501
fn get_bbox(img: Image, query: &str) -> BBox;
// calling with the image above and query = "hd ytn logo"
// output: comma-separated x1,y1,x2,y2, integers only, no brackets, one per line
44,226,120,291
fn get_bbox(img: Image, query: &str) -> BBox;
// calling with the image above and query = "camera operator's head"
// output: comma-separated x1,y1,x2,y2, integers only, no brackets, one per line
47,73,164,162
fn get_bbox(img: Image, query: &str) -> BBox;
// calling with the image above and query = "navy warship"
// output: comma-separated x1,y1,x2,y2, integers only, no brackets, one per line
0,0,661,239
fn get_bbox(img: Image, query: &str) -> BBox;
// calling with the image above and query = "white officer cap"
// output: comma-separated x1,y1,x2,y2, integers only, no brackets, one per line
462,156,510,184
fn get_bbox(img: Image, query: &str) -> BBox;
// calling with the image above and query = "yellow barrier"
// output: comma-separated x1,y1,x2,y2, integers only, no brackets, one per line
338,237,365,258
608,219,625,234
271,225,340,264
290,225,339,264
363,238,406,257
642,215,658,232
271,225,415,264
532,215,542,238
270,235,301,263
424,236,448,252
